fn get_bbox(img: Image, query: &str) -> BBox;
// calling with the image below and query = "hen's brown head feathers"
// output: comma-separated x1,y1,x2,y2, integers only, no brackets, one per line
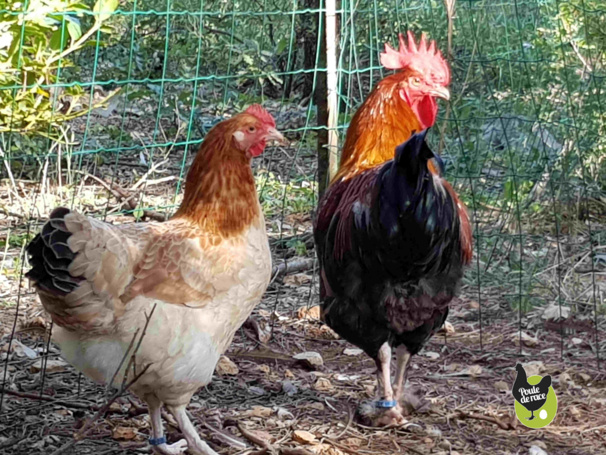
174,105,283,236
334,32,450,182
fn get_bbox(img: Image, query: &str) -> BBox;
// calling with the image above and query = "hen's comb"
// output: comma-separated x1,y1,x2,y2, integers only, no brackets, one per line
244,104,276,127
380,31,450,83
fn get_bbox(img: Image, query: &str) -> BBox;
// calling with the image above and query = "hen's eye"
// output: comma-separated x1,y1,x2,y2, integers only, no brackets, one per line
248,126,256,132
412,77,421,85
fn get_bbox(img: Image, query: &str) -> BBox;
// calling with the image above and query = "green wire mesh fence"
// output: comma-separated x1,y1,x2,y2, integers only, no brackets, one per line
0,0,604,422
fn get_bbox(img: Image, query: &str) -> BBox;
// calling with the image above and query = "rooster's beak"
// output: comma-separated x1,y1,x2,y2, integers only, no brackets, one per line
266,127,288,145
430,87,450,101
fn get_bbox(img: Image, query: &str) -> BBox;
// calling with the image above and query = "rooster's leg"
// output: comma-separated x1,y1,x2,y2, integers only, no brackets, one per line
375,342,394,402
393,345,412,402
146,395,188,455
371,343,405,426
167,404,219,455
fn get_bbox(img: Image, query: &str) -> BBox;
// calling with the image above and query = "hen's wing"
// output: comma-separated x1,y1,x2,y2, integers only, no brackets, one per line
26,207,240,333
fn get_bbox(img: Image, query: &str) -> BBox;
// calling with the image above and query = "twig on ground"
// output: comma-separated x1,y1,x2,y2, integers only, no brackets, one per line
455,410,511,430
0,388,95,410
237,421,279,454
202,421,248,449
271,258,316,282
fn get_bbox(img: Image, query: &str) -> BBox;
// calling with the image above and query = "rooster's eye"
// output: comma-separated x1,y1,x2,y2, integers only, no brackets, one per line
248,126,256,132
411,77,421,86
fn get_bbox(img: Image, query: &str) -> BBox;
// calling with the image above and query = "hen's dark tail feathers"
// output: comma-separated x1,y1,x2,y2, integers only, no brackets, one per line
25,207,83,296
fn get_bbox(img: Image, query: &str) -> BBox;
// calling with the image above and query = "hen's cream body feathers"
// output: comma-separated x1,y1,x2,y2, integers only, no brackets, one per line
43,210,271,403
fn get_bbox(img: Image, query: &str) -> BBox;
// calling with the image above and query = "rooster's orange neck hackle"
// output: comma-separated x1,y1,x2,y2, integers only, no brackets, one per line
334,31,450,182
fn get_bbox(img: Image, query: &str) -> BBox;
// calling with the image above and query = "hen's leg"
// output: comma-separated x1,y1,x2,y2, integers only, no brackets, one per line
167,404,218,455
145,395,188,455
393,345,412,401
372,342,404,426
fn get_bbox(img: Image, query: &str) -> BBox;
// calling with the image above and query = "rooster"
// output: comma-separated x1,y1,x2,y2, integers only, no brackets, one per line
314,32,472,426
26,105,284,455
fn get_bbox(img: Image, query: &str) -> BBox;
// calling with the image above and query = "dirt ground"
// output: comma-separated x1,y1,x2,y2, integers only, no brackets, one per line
1,281,605,455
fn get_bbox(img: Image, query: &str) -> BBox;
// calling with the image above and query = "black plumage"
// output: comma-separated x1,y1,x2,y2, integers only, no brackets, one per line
314,131,469,423
25,207,83,296
315,130,464,357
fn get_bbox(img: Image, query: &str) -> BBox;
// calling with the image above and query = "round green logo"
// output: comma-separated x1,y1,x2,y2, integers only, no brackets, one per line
512,364,557,429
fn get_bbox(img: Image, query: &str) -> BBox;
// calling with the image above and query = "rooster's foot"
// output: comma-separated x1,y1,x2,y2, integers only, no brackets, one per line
152,439,188,455
356,400,410,427
375,406,407,427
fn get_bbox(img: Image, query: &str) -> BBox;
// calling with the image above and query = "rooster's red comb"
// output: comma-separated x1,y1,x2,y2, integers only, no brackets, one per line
380,31,450,84
244,104,276,128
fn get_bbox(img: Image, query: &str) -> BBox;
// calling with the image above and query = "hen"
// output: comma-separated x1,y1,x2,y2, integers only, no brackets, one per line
25,105,284,455
314,32,472,426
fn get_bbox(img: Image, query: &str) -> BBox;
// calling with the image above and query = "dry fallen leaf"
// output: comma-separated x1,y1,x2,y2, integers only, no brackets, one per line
284,273,312,287
559,372,575,389
467,365,483,377
293,351,323,368
112,426,137,440
442,321,455,334
494,380,510,392
307,402,325,411
247,406,273,418
297,305,321,320
257,364,271,375
541,303,570,321
512,331,538,347
293,430,317,444
29,359,68,373
421,351,440,360
524,361,545,377
215,356,239,376
284,369,295,379
314,377,333,391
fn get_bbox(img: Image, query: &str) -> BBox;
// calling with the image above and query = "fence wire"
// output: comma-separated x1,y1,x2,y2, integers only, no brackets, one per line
0,0,605,438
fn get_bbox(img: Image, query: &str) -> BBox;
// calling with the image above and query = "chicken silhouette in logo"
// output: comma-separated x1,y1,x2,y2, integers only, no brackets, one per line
512,363,552,420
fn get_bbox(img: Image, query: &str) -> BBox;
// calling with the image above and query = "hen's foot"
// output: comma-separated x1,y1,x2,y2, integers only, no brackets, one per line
152,439,188,455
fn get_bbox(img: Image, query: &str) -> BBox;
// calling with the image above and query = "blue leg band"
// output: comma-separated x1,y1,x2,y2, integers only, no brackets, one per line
375,400,397,409
149,436,167,446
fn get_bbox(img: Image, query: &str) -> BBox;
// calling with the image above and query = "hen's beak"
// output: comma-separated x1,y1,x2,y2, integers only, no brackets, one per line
266,127,288,145
429,86,450,101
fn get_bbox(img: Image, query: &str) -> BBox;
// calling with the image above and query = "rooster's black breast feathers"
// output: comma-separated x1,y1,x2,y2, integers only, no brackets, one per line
314,131,467,356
